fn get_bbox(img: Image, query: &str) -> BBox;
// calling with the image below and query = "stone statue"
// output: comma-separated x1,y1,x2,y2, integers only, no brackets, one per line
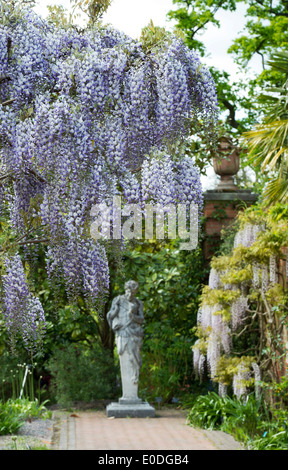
107,280,144,404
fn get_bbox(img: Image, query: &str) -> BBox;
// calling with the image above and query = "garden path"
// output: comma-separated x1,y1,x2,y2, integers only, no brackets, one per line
51,408,243,451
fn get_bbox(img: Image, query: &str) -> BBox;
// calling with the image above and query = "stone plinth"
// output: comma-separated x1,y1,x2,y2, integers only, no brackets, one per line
106,400,155,418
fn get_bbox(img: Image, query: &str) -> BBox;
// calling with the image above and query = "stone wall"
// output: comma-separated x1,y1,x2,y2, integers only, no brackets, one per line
203,189,258,259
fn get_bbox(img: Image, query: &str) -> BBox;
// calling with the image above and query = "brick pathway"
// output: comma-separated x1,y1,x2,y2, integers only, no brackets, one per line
51,408,243,451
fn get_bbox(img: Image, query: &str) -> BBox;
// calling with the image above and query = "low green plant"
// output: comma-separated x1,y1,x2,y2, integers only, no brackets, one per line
187,391,227,429
187,391,288,449
248,427,288,450
7,397,51,420
0,402,23,435
0,397,50,435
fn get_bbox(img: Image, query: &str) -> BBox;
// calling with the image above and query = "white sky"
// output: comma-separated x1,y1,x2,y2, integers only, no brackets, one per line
33,0,261,189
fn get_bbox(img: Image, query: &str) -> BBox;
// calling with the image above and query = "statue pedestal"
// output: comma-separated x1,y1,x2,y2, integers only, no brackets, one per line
106,400,155,418
106,281,155,418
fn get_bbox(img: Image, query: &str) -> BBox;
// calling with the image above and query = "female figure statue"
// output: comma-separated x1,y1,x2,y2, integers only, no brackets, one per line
107,280,144,403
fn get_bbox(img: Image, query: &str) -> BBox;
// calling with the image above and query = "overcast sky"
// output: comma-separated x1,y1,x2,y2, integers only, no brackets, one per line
33,0,260,189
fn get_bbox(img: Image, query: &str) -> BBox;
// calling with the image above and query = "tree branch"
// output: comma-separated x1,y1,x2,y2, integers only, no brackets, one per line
0,76,11,85
16,238,49,246
221,99,241,130
131,166,142,174
0,172,14,181
1,98,15,107
26,167,48,184
191,0,227,38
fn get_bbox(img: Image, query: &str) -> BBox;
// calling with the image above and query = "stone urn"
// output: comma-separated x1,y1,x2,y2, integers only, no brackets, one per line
213,136,240,192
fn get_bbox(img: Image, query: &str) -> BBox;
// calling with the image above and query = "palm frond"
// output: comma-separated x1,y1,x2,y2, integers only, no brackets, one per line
267,51,288,75
243,119,288,171
263,173,288,206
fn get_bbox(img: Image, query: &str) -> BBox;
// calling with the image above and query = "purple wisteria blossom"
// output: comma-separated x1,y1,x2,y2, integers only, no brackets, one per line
2,254,46,352
0,4,219,346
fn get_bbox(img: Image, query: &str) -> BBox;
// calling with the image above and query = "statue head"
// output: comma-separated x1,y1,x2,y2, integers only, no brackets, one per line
124,280,139,299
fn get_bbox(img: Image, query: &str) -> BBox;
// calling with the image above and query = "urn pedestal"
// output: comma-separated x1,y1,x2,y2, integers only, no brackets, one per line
213,136,240,192
203,135,258,260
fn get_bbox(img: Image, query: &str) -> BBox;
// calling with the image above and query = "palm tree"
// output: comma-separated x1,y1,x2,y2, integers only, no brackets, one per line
243,51,288,205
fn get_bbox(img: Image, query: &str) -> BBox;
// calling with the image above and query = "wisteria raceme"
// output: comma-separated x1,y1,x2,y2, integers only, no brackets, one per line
141,153,177,206
211,309,231,354
221,320,232,355
252,362,261,399
2,254,46,352
208,268,221,290
174,156,204,209
197,304,212,331
193,341,201,378
261,264,269,292
231,295,248,331
198,353,206,380
232,363,252,400
46,238,110,305
207,331,221,379
233,223,263,249
218,382,227,397
193,340,206,380
252,262,260,288
269,255,278,284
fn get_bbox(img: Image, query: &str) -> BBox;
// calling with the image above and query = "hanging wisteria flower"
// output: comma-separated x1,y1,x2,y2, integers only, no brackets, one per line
269,255,278,284
232,362,252,400
252,362,261,399
234,223,262,248
218,382,227,398
2,254,46,352
0,4,219,347
208,268,221,290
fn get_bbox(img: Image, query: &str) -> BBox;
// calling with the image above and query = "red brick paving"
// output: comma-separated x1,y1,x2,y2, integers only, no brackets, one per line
53,408,243,451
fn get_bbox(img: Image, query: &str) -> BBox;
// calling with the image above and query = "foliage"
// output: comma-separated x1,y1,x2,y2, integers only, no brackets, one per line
168,0,288,85
70,0,112,25
46,342,118,406
243,51,288,206
167,0,288,191
167,0,239,58
248,429,288,450
0,397,50,435
188,391,262,436
0,401,23,435
187,390,288,449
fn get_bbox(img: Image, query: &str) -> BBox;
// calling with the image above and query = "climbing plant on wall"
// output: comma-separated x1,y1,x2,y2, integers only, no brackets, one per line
193,203,288,402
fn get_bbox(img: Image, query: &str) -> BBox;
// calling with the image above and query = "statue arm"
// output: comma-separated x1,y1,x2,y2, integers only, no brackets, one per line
130,300,144,324
107,297,120,328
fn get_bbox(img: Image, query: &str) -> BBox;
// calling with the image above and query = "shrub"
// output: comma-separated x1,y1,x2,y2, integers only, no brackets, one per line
47,343,118,406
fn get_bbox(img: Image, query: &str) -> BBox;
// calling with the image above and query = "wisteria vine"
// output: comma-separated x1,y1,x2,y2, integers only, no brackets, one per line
0,3,218,349
193,208,288,399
